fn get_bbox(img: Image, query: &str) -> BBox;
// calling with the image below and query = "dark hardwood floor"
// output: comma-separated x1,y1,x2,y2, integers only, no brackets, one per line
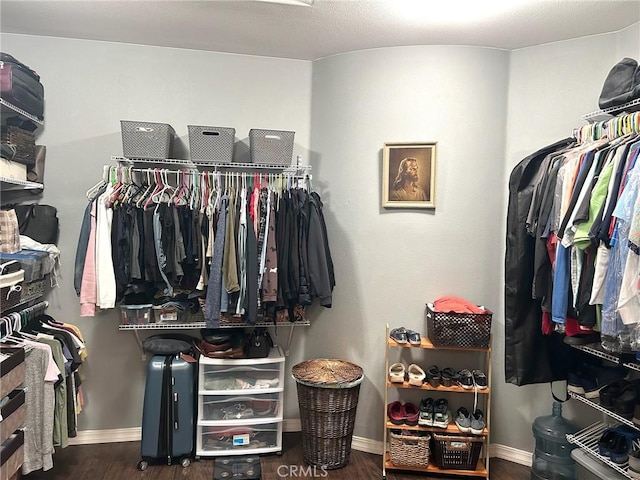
22,432,530,479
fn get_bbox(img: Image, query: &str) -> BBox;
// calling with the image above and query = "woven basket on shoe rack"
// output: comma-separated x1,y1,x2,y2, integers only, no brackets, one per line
432,433,483,470
425,304,492,348
389,431,430,468
292,359,364,469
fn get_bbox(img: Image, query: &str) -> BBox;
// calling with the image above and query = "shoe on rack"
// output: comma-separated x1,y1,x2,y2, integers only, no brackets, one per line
388,362,406,383
629,449,640,479
407,364,426,387
418,397,434,427
432,398,450,428
454,407,471,433
472,370,488,390
598,427,616,457
387,401,404,425
441,367,459,387
613,385,639,420
600,379,630,409
610,433,631,464
457,369,474,390
390,327,408,344
589,365,629,399
403,402,420,426
633,401,640,428
426,365,441,388
470,409,486,435
406,329,422,345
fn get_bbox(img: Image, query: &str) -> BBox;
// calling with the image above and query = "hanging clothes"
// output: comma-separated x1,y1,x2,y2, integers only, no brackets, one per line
75,167,336,325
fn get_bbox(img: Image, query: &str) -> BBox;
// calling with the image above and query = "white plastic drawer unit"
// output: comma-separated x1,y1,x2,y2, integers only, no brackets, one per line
199,393,281,424
198,346,285,394
198,422,282,455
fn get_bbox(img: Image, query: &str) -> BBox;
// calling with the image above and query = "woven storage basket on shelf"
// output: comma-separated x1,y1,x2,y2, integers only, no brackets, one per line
187,125,235,163
0,125,36,166
292,359,364,470
120,120,175,160
432,433,483,470
425,304,492,348
389,431,430,468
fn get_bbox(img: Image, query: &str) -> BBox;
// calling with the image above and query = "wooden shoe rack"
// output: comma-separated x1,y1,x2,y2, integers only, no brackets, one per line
382,324,491,479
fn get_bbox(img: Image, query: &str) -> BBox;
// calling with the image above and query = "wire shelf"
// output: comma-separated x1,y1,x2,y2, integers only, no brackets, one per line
566,422,632,478
0,176,43,190
581,98,640,121
569,392,639,428
0,98,44,126
118,315,310,330
112,156,312,173
623,362,640,372
570,343,621,364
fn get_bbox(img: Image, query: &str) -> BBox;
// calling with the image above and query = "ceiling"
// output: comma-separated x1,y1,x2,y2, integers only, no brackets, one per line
1,0,639,61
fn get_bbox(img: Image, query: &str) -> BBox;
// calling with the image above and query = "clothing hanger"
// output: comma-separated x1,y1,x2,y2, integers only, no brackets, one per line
144,168,164,211
86,165,110,200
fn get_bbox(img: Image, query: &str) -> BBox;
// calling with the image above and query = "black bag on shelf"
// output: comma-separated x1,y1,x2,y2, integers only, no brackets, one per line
245,328,274,358
11,204,58,245
598,57,640,111
0,52,45,120
142,333,198,356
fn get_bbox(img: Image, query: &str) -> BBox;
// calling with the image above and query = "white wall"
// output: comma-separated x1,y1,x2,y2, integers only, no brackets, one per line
0,33,313,430
309,45,510,442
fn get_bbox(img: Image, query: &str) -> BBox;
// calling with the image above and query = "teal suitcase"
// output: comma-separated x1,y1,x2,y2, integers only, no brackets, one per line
138,355,195,470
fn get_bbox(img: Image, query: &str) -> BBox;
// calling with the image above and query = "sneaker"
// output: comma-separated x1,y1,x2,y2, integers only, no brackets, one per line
432,398,450,428
470,409,485,435
406,329,422,345
472,370,488,390
600,379,630,409
418,397,434,426
457,369,474,390
454,407,471,433
629,449,640,479
389,327,408,344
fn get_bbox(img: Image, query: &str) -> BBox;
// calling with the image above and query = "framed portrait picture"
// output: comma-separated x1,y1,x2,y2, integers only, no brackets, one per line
382,141,437,209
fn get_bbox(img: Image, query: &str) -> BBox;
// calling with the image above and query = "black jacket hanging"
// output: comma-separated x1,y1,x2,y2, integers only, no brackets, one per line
505,137,576,386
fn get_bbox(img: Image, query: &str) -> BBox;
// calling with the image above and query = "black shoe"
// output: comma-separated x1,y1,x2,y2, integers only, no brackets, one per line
472,370,488,390
600,379,630,409
418,397,434,427
426,365,441,388
441,367,459,387
458,369,474,389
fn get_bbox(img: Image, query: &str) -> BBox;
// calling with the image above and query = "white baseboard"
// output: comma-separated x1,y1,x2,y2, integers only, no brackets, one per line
68,427,141,445
490,443,533,466
67,424,534,468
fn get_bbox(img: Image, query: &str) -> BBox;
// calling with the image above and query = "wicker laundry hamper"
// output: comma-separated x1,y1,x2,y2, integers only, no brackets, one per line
292,359,364,469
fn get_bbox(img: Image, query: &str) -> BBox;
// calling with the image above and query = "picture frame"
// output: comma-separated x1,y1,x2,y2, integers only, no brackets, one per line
382,141,437,209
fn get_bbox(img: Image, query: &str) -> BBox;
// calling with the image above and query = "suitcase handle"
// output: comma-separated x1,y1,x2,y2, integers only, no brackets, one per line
173,392,179,430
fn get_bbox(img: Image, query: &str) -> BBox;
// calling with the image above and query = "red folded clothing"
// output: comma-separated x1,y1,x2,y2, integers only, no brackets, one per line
433,296,485,314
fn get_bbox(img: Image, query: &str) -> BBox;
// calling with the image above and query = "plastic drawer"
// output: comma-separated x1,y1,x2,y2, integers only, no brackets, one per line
200,364,283,393
199,423,281,454
199,393,280,423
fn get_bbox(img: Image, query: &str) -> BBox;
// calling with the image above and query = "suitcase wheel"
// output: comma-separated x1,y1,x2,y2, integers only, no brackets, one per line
137,460,149,471
180,456,191,468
